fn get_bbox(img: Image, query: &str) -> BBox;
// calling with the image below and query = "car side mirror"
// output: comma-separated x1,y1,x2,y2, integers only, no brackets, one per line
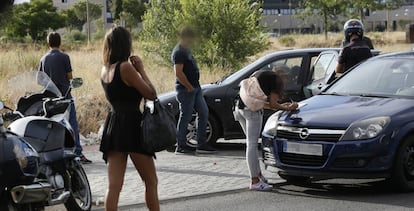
0,102,3,110
71,78,83,89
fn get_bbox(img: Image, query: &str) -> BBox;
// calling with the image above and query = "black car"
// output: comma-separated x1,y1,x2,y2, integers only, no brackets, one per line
159,48,350,146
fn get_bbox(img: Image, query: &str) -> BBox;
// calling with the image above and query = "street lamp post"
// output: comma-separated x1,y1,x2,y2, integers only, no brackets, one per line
288,0,292,32
386,7,390,32
86,0,91,45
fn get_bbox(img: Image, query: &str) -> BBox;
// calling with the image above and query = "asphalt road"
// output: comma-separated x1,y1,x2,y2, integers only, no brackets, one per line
122,179,414,211
44,141,414,211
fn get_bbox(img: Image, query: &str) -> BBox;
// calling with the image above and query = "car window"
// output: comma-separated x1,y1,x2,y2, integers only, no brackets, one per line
220,55,270,85
258,56,304,90
313,53,335,81
310,55,319,67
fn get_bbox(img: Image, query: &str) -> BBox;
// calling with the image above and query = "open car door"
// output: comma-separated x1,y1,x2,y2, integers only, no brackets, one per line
304,51,339,98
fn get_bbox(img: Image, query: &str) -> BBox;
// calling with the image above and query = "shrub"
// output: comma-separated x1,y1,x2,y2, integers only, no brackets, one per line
279,35,296,47
93,30,105,41
64,30,87,42
140,0,268,69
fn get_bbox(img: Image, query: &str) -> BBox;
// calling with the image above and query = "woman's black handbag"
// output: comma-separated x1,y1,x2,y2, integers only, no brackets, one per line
141,99,177,153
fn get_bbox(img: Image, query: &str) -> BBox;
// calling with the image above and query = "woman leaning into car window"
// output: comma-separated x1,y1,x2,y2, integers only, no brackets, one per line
234,69,298,191
100,26,159,211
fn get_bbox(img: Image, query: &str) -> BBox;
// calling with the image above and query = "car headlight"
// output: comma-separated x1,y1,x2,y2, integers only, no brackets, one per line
262,111,282,138
340,116,390,141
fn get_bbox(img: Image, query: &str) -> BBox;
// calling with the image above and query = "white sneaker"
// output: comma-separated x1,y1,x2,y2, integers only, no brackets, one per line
249,181,272,191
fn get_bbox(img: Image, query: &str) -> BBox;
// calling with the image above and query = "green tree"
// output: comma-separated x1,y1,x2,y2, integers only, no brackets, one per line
122,0,146,23
141,0,267,68
112,0,122,20
119,11,136,30
0,0,13,13
349,0,404,22
62,8,84,31
0,0,14,29
4,0,65,42
298,0,346,39
72,0,102,24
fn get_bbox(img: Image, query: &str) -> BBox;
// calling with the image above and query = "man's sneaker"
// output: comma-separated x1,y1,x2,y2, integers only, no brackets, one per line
175,146,196,155
79,155,92,164
196,145,217,154
249,181,272,191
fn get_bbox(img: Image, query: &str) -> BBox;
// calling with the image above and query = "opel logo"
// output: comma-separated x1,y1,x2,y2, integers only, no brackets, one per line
299,128,310,140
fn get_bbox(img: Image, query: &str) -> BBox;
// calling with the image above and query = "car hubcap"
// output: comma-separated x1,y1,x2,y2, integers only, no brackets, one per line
403,145,414,179
186,114,212,147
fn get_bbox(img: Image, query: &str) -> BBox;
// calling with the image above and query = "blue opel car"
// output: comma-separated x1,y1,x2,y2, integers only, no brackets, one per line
262,51,414,191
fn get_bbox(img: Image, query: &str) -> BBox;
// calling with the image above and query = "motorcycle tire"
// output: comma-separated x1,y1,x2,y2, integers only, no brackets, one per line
64,163,92,211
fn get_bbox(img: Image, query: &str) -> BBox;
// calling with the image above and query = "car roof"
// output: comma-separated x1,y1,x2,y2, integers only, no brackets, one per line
369,51,414,60
263,48,383,60
263,48,341,60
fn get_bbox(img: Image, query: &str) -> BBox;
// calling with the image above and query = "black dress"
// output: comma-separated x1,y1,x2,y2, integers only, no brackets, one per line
100,62,152,162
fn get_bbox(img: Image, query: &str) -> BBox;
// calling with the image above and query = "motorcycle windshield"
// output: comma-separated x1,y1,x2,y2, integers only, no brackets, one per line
8,71,62,105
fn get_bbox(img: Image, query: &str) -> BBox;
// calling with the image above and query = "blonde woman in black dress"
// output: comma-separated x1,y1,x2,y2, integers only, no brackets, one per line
100,27,159,211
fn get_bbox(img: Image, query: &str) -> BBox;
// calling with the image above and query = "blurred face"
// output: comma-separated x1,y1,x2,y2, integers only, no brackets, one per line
181,36,195,47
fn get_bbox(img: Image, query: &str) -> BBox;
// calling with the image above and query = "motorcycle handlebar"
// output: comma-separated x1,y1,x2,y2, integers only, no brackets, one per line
43,97,71,104
2,112,22,121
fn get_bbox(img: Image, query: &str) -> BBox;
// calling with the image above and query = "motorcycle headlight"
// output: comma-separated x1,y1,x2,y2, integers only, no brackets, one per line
262,111,282,138
340,116,390,141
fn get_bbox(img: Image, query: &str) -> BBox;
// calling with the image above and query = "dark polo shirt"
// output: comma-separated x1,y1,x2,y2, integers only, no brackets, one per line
171,44,200,90
39,49,72,96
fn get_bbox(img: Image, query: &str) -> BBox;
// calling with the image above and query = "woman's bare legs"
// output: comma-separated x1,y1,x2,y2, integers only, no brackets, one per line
105,151,128,211
130,153,159,211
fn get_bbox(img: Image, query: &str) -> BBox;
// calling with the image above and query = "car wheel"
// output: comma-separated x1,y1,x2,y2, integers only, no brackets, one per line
390,135,414,192
186,114,220,148
278,173,311,185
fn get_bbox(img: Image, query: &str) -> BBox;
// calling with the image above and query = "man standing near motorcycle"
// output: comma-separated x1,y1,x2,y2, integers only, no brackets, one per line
38,32,92,164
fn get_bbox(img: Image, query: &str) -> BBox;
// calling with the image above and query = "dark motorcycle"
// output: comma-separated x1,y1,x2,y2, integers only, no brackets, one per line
0,71,92,211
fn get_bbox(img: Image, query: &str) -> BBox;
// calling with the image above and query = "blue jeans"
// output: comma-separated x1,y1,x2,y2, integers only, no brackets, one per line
69,101,82,155
176,87,209,148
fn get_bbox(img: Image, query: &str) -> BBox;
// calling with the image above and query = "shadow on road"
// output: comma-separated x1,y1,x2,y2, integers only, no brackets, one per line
165,142,246,155
271,180,414,209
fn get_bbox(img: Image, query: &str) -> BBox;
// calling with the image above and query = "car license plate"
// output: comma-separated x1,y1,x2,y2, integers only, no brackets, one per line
283,142,323,156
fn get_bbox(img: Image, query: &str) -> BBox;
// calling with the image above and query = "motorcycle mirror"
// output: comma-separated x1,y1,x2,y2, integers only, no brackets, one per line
0,101,3,110
71,78,83,89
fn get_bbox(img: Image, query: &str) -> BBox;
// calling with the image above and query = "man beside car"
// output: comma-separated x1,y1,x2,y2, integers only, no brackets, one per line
171,27,216,155
38,32,92,164
336,19,373,75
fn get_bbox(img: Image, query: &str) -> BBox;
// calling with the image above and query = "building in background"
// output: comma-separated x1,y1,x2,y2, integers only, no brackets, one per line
53,0,414,35
261,0,414,35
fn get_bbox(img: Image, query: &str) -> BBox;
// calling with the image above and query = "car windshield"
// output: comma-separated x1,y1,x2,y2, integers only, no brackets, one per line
220,55,269,85
8,71,62,104
325,58,414,98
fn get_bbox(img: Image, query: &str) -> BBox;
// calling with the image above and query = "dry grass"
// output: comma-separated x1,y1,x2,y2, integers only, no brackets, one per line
0,32,412,135
0,41,224,135
267,31,412,53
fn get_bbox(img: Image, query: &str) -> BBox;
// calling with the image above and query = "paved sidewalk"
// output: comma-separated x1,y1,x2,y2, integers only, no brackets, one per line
46,143,278,210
